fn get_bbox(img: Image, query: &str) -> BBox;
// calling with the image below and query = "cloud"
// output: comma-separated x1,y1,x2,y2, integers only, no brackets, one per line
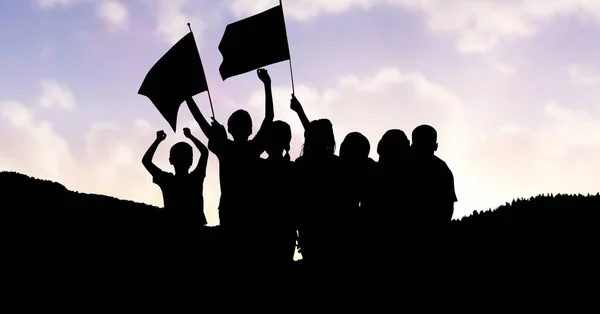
491,62,517,75
567,64,600,87
96,0,129,31
37,79,76,110
36,0,128,33
36,0,92,9
0,101,75,181
461,101,600,209
229,0,600,53
153,0,206,45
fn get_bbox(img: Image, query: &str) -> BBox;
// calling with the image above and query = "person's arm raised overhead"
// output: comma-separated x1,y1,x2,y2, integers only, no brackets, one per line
184,127,209,177
186,97,213,140
253,68,274,145
290,95,310,130
142,130,167,176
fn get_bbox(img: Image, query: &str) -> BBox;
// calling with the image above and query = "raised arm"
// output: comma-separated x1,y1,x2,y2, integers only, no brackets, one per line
142,130,166,176
183,127,209,176
186,97,213,140
254,68,275,142
290,95,310,130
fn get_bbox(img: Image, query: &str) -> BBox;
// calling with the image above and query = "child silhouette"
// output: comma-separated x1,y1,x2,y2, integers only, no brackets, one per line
185,68,273,227
142,128,209,227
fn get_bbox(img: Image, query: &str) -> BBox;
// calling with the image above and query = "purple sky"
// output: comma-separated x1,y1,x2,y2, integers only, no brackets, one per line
1,0,599,228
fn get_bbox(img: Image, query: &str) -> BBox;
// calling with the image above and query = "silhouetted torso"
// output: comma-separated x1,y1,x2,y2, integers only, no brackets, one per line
255,157,298,266
340,157,376,210
152,169,206,226
408,153,457,225
209,138,263,226
366,157,411,217
295,153,344,263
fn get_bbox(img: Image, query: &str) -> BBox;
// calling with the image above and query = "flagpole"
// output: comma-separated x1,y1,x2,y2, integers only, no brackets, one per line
206,88,216,119
279,0,295,95
189,23,216,119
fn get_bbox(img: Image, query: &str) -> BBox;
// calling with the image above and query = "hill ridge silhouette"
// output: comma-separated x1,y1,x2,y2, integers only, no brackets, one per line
2,170,599,304
4,170,597,224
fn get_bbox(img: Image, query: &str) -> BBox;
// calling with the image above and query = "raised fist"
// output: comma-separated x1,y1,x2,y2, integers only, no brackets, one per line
257,68,271,84
156,130,166,141
183,127,192,138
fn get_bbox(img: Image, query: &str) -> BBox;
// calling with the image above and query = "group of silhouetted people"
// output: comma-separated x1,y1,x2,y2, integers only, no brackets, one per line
142,69,457,268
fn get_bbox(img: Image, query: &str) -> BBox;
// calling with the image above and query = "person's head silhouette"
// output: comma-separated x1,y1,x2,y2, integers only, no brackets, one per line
411,125,438,155
377,129,409,163
340,132,370,161
266,120,292,160
169,142,193,173
227,109,252,142
302,119,335,157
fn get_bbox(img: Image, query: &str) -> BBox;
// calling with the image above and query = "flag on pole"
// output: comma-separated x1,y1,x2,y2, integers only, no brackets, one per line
218,5,290,81
138,32,208,132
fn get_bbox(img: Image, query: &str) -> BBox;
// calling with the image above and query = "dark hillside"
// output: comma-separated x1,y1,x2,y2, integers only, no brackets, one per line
1,171,598,304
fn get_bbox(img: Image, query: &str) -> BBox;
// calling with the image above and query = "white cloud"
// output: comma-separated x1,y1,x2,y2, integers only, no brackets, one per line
492,62,517,75
36,0,91,9
153,0,206,45
567,64,600,87
0,101,74,181
37,0,128,33
229,0,600,53
37,79,76,110
461,101,600,211
96,0,129,31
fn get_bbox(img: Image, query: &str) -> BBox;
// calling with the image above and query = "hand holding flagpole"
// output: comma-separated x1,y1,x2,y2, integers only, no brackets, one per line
218,0,294,97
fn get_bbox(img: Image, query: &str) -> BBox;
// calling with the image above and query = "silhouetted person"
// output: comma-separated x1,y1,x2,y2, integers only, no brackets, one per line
141,128,208,227
338,132,375,254
141,128,209,271
186,69,273,227
361,129,411,261
377,129,411,166
292,99,344,266
255,120,298,269
365,129,411,212
409,124,457,225
186,69,273,266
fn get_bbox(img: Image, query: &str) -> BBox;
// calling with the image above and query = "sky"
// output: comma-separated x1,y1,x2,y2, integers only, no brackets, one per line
1,0,599,228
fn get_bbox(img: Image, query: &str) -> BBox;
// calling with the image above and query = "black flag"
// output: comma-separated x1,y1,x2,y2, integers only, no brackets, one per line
218,5,290,80
138,32,208,132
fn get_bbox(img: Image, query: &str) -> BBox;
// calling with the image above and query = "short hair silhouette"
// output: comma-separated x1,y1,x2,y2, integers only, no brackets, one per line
302,119,336,156
227,109,253,140
377,129,409,158
169,142,193,169
411,125,438,154
340,132,370,160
